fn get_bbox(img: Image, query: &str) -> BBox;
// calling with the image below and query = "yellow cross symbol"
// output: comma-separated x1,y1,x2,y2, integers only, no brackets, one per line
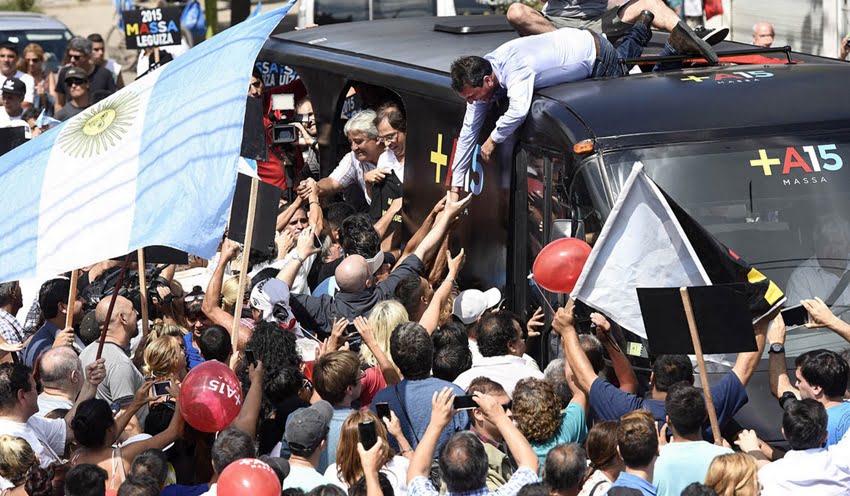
430,134,447,183
749,149,781,176
681,75,710,82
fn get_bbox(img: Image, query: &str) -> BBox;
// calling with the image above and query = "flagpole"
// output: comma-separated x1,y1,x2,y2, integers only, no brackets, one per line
65,269,79,330
231,176,259,353
137,249,150,341
96,255,132,360
679,287,722,445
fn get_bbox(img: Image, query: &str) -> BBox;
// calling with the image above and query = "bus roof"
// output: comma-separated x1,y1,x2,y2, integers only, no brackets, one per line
268,16,850,147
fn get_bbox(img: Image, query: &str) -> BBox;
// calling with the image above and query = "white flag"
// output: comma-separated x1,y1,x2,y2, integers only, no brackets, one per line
571,162,711,338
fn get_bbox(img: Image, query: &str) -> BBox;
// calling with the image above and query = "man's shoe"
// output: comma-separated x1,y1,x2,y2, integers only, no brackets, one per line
670,21,719,64
695,26,730,46
636,10,654,30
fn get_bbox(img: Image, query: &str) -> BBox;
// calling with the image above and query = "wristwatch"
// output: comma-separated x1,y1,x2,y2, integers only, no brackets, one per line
768,343,785,354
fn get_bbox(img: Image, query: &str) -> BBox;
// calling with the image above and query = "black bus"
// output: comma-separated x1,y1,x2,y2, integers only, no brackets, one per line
261,15,850,442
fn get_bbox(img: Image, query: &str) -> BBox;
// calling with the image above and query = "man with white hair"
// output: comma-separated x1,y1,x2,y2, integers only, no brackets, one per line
752,21,775,47
36,347,84,416
303,110,386,203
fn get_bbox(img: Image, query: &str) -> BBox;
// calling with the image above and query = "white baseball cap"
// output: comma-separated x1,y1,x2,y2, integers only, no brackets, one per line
452,288,502,325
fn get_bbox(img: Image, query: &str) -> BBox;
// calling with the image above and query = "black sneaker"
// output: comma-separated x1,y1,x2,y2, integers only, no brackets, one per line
699,26,730,46
636,10,654,30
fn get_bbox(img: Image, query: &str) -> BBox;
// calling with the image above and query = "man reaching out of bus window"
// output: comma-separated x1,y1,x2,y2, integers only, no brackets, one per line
448,17,667,198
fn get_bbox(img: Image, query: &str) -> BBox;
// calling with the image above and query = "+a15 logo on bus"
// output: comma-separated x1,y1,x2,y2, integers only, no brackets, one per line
429,133,484,195
681,70,774,85
749,144,843,186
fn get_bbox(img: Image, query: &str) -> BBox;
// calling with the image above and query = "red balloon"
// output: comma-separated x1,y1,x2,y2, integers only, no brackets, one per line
179,360,243,432
218,459,281,496
532,238,592,294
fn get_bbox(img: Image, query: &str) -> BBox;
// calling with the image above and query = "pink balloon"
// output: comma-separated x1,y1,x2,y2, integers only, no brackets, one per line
179,360,243,432
532,238,592,294
218,459,280,496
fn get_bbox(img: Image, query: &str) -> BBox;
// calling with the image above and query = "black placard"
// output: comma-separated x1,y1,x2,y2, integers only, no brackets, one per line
228,173,281,255
637,284,757,355
111,246,189,265
122,7,183,49
0,127,27,156
241,96,268,162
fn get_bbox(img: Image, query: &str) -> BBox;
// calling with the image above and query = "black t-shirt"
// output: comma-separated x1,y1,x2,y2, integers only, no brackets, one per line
55,102,87,121
56,64,117,98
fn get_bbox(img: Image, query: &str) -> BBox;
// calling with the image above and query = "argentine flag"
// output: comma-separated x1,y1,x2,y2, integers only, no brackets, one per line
0,2,294,283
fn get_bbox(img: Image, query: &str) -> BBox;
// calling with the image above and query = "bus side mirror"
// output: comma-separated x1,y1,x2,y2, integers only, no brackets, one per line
551,219,585,241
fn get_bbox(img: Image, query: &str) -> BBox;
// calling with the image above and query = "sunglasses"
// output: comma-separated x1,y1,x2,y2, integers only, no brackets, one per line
26,58,40,63
184,292,205,303
68,54,83,61
66,78,87,86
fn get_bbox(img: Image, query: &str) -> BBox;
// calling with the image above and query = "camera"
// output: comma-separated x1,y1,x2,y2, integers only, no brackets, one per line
272,123,298,144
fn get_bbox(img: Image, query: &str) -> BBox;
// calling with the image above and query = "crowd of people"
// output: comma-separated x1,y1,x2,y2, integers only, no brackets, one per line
0,32,122,141
4,1,850,496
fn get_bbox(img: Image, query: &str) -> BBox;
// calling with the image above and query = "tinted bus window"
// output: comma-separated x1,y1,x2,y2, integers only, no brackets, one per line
315,0,435,23
605,134,850,357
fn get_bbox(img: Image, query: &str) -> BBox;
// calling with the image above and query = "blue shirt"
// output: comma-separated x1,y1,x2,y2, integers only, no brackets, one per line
371,377,469,455
22,321,84,367
589,371,747,440
610,472,657,496
653,441,733,496
161,483,208,496
183,333,204,369
531,403,587,468
826,401,850,447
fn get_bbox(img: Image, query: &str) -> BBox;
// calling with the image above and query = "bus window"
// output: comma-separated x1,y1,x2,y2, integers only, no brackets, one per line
604,135,850,357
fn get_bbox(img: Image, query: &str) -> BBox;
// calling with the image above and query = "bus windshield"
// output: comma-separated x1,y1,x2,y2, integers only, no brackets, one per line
604,133,850,357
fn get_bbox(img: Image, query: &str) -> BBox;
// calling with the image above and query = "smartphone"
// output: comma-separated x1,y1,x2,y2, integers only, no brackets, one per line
781,304,808,327
453,395,478,410
358,421,378,450
153,381,172,397
245,348,256,366
375,402,391,420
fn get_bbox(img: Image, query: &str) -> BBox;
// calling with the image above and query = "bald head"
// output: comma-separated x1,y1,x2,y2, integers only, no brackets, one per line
95,295,137,343
39,347,83,392
752,22,774,47
336,255,371,293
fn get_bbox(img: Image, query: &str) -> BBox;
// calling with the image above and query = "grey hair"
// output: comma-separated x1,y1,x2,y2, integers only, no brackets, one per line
344,110,378,140
67,36,93,55
38,347,82,387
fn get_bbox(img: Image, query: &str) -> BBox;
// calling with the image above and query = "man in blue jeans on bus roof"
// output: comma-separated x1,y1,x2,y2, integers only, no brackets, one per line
448,15,685,194
550,299,772,439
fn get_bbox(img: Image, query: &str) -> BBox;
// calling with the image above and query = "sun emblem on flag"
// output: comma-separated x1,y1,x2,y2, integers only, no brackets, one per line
58,91,140,158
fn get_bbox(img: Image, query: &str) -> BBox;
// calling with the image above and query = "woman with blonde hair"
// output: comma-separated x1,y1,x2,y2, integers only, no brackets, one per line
355,301,406,407
704,453,759,496
133,322,186,370
0,435,53,496
323,410,411,495
16,43,56,117
143,335,188,382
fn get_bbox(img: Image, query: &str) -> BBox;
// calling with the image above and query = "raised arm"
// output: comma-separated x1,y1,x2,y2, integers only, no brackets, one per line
355,316,400,385
472,392,538,473
203,239,241,326
276,195,305,233
66,358,106,443
358,437,386,496
122,387,184,461
562,350,587,411
412,193,472,267
802,297,850,343
419,249,464,334
732,310,774,387
766,313,799,399
408,387,456,483
449,101,489,189
591,313,638,394
301,178,324,236
398,197,444,264
374,198,403,240
551,300,598,394
230,361,264,438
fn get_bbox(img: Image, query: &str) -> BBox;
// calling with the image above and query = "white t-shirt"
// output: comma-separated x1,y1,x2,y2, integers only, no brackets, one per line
376,148,405,183
0,108,31,138
103,59,122,82
0,415,66,488
0,71,35,104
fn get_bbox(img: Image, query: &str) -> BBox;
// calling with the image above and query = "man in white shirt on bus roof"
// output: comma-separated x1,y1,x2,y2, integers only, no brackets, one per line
448,20,659,195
